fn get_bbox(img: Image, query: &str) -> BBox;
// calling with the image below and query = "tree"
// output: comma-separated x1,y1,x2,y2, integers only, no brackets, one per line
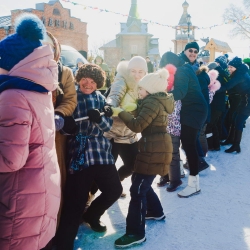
223,1,250,39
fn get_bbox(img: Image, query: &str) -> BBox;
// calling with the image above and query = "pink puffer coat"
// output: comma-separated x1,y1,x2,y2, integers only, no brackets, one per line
0,45,61,250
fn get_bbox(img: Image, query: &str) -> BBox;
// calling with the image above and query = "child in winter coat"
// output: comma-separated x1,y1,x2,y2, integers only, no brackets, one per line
157,64,183,191
113,68,174,248
55,64,122,250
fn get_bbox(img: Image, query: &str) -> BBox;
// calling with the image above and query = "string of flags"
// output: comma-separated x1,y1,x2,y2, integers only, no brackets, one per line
61,0,250,30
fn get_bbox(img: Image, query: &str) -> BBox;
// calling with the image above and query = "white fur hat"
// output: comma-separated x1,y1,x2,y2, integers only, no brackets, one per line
128,56,147,72
138,68,169,94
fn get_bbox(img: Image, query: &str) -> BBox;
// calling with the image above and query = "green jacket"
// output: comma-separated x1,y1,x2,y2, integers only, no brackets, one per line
119,92,174,176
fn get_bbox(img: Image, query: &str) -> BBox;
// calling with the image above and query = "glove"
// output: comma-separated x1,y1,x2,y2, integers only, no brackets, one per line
54,115,64,131
60,116,78,135
103,105,113,117
123,103,137,112
87,109,102,123
111,107,124,116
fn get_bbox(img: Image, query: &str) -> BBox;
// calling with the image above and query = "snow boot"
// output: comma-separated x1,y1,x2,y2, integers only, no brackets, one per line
157,174,169,187
225,130,242,153
198,157,209,172
178,175,200,198
166,180,182,192
221,126,235,145
115,234,146,248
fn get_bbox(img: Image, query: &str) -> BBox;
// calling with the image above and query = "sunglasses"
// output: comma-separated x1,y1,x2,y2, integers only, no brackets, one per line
188,49,198,54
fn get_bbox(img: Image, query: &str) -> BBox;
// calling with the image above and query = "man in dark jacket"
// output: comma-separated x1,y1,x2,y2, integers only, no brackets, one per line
179,42,210,171
146,56,154,73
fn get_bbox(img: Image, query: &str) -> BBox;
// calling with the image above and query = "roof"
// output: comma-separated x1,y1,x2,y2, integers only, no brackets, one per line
204,38,232,53
0,16,11,28
99,39,117,49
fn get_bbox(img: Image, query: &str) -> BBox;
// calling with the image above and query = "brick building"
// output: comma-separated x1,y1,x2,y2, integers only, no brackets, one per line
100,0,160,68
0,0,88,55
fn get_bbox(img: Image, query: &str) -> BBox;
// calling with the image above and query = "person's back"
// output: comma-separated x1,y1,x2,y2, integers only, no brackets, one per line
0,14,60,250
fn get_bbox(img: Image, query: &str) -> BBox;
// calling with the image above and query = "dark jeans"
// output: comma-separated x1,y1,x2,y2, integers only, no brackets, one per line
206,110,222,149
233,113,249,131
55,164,122,250
111,139,138,181
181,124,199,176
126,173,163,237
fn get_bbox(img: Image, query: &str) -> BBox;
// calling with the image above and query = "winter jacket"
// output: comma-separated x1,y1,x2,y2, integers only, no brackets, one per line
119,92,174,176
210,65,229,112
221,64,250,116
166,52,208,130
0,45,60,250
196,66,211,123
105,62,138,144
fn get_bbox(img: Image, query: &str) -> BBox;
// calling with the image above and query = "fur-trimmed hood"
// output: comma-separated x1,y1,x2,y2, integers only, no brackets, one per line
196,65,209,75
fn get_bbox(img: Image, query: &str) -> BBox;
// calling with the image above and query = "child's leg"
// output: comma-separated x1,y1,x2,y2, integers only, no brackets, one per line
117,142,138,181
55,170,93,250
126,173,156,237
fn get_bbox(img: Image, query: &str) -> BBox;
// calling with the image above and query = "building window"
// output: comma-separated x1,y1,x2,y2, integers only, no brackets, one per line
69,22,74,30
41,16,46,25
53,8,60,16
55,20,60,27
62,21,67,29
131,45,138,54
48,18,54,27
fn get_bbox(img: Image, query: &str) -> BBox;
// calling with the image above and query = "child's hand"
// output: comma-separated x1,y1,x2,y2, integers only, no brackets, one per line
87,109,102,123
103,105,113,117
111,107,124,116
123,103,137,112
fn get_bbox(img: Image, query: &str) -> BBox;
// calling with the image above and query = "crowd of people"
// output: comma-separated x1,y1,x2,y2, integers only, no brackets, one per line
0,13,250,250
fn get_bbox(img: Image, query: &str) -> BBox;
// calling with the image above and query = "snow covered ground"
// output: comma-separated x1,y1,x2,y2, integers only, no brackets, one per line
75,118,250,250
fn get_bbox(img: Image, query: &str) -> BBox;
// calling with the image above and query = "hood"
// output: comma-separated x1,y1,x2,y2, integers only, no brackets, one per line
235,63,249,75
196,65,209,75
8,45,58,91
160,51,184,68
114,60,138,90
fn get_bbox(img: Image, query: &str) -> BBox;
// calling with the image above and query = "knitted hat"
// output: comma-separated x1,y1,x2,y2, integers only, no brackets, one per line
138,68,169,94
243,58,250,66
0,13,46,71
228,57,242,69
128,56,147,72
184,42,199,52
207,62,218,70
215,56,227,70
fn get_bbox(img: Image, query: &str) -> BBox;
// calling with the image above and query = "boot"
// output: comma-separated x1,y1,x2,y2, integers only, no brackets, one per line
166,180,182,192
225,130,242,153
198,156,209,172
157,174,169,187
177,175,201,198
221,126,235,145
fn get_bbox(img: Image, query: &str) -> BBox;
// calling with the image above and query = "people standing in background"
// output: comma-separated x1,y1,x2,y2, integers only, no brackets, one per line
0,14,60,250
94,55,111,94
146,56,154,73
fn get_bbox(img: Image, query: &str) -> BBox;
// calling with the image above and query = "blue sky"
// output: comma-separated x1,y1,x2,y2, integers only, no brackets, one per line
1,0,249,58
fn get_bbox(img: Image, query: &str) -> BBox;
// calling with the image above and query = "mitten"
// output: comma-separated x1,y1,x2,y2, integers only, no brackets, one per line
122,103,137,112
103,105,113,117
111,107,124,116
60,116,78,135
87,109,102,123
54,115,64,131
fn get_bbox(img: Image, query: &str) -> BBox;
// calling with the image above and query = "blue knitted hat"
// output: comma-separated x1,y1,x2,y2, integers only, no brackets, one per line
0,14,46,71
228,57,242,69
215,56,227,70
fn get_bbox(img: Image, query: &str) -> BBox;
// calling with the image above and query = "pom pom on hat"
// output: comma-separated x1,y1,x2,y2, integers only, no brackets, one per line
128,56,147,73
138,68,169,94
0,13,45,71
228,56,242,69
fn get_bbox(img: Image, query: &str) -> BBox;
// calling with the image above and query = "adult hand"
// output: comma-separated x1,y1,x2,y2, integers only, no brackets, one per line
54,115,64,131
87,109,102,123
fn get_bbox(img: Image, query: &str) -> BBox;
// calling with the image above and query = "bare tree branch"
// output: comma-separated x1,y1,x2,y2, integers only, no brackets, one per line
223,3,250,39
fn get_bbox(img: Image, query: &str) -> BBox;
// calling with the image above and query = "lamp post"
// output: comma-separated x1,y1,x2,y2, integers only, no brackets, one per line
186,14,191,43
